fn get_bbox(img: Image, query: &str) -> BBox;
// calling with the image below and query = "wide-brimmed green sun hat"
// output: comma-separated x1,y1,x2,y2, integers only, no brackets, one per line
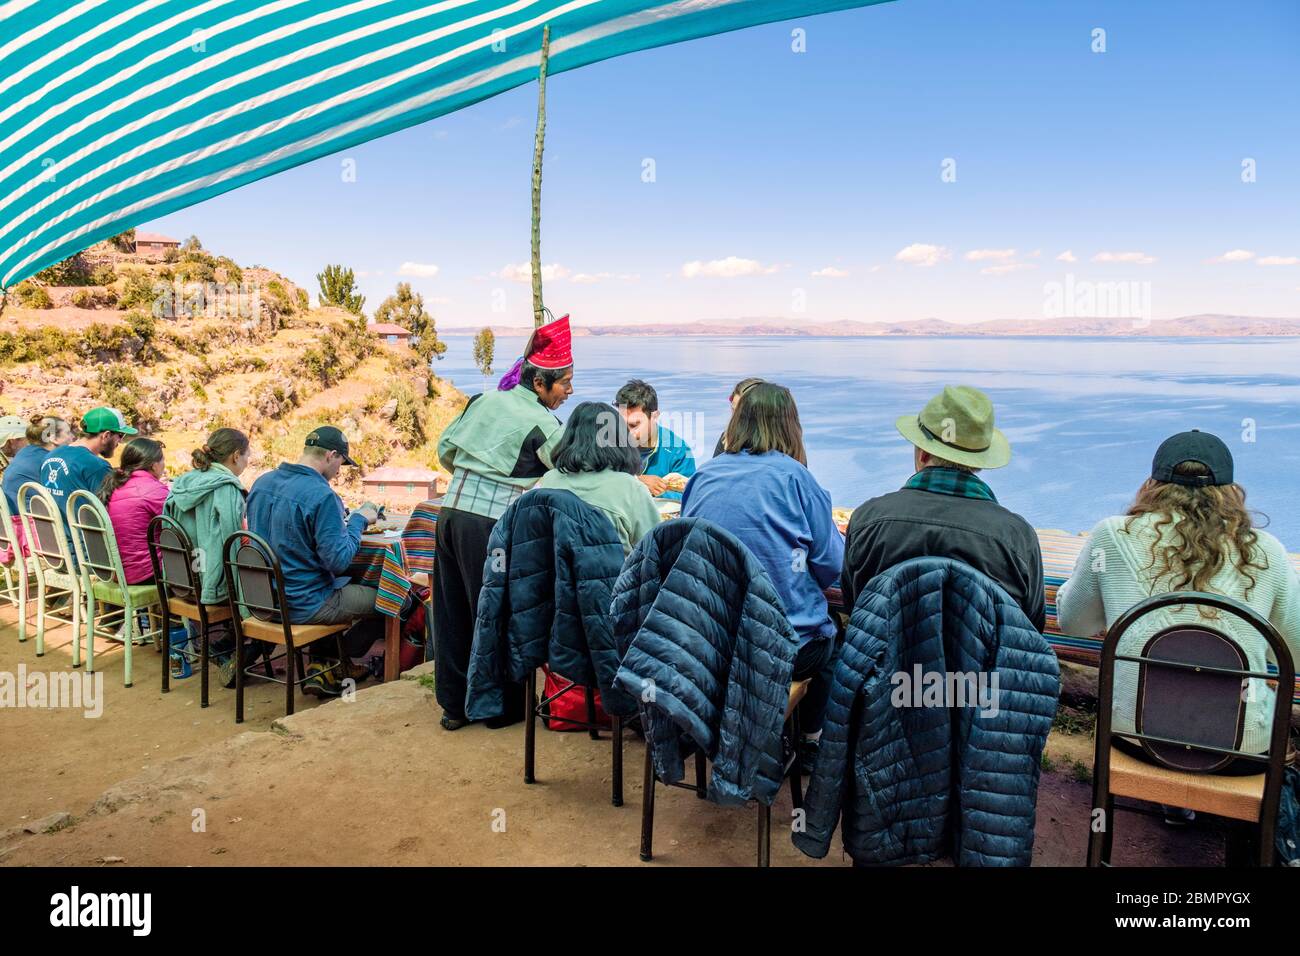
894,385,1011,469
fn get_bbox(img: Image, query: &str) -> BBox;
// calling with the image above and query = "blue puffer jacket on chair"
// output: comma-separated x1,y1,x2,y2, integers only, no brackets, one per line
610,517,800,807
793,557,1060,866
465,489,633,721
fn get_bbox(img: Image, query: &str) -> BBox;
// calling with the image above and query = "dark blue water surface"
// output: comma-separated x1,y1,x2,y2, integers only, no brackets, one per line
435,335,1300,549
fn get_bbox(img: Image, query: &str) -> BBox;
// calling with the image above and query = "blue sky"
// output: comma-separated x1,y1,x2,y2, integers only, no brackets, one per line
144,0,1300,326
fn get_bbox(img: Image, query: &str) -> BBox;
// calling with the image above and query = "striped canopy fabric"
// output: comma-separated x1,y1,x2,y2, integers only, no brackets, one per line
0,0,892,289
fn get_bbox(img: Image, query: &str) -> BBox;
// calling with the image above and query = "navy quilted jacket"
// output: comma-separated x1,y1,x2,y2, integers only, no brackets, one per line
610,518,800,807
465,489,633,721
793,557,1060,866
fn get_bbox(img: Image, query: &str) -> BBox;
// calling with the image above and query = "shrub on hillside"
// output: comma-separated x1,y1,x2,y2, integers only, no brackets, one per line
16,282,53,309
91,265,118,286
34,253,92,286
119,273,158,311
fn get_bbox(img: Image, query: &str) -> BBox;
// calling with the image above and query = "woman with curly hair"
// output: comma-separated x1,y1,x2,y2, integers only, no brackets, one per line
1058,429,1300,779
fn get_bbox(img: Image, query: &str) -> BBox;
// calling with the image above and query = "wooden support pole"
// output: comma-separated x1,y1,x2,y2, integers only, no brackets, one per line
530,25,551,328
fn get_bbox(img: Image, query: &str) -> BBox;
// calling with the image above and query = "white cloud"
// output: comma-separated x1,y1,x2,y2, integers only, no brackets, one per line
964,248,1016,262
1210,249,1255,263
894,243,951,267
1056,250,1077,263
498,262,571,283
397,261,440,278
680,256,777,279
980,262,1038,276
1257,255,1299,266
571,272,641,284
1092,250,1156,265
811,266,850,278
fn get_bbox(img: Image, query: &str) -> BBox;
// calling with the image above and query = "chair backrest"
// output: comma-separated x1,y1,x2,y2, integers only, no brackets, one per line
0,488,18,556
221,530,285,624
148,514,200,604
17,481,73,573
1100,591,1295,773
66,489,128,588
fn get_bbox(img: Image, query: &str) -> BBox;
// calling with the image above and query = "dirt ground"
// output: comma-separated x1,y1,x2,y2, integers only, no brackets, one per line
0,606,1226,867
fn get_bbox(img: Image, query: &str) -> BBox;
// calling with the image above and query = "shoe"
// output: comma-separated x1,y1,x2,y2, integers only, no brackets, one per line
440,714,469,731
218,655,237,689
302,662,344,698
797,736,821,776
341,660,370,684
1162,805,1196,827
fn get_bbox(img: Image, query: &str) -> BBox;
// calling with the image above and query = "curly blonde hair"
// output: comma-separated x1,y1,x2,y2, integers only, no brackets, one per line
1125,460,1269,599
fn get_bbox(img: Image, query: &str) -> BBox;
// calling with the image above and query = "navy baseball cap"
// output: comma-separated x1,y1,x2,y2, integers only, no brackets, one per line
1151,429,1234,487
304,425,356,466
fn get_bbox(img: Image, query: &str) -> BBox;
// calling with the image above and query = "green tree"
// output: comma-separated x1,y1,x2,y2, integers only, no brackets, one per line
374,281,446,364
473,327,495,378
316,264,365,316
108,228,135,253
34,253,92,286
181,235,203,253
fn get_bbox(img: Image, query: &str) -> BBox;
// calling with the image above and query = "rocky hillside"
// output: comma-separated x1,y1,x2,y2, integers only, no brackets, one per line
0,240,466,503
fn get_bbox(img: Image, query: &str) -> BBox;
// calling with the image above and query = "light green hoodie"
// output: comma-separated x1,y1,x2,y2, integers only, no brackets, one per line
162,462,246,605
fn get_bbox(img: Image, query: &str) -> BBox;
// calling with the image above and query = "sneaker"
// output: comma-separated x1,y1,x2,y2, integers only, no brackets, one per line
301,661,344,698
218,655,238,690
1162,805,1196,827
341,660,370,685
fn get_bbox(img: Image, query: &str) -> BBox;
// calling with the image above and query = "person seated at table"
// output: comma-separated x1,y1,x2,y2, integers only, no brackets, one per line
3,414,72,519
164,427,251,688
712,377,764,457
0,415,27,480
100,437,169,585
615,379,695,501
41,407,138,556
247,426,379,698
681,381,843,771
1057,429,1300,788
433,314,574,731
537,402,660,554
841,385,1045,630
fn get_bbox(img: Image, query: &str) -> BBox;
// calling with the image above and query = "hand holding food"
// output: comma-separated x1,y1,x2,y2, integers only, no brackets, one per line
639,474,669,497
663,472,689,493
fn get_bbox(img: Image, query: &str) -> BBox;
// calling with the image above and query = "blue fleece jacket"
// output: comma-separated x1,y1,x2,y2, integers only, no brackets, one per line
246,463,367,622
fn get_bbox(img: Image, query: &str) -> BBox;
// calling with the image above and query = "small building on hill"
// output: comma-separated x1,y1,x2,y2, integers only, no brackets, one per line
135,231,180,256
370,322,412,347
361,466,442,509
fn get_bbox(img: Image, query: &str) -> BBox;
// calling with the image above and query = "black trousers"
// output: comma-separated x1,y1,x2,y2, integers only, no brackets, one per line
431,507,524,724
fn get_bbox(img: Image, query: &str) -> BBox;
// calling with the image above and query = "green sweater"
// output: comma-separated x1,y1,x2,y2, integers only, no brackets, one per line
536,468,661,555
162,462,247,604
438,385,563,484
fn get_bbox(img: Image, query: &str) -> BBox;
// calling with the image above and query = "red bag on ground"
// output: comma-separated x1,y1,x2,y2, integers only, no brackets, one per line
541,664,611,732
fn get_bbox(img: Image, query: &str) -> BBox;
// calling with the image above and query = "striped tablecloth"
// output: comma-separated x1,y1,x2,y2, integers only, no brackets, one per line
828,525,1300,705
346,500,442,618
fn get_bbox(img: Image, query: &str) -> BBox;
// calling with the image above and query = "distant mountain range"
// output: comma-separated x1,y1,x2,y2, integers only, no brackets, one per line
442,314,1300,338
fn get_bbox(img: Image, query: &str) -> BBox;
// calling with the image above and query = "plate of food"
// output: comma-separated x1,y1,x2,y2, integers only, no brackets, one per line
656,499,682,520
832,507,853,532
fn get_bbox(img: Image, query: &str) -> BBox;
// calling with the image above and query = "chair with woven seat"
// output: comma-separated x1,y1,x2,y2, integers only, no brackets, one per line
639,677,810,867
221,530,353,723
147,514,233,706
66,489,165,687
16,482,86,662
1087,591,1295,867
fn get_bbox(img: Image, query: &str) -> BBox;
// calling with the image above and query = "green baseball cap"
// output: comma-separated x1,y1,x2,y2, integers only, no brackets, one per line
81,406,138,436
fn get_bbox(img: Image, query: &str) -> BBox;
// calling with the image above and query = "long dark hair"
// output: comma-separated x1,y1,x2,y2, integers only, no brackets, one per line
723,382,807,466
551,402,641,476
99,437,164,504
193,427,248,471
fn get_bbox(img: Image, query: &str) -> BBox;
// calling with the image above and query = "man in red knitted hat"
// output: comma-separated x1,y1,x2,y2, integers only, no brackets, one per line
432,313,575,730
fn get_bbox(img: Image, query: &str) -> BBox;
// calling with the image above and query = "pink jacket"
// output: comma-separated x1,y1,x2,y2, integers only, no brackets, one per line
107,470,170,584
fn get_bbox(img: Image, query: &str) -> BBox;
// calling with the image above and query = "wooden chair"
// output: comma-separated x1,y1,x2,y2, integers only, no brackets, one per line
1087,591,1295,867
639,678,810,867
221,530,352,723
524,666,626,807
147,514,233,706
66,490,165,687
16,482,84,662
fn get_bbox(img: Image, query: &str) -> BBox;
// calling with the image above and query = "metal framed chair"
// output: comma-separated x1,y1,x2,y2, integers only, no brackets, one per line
147,514,233,706
0,490,33,642
1087,591,1295,867
524,666,627,806
221,530,352,723
16,481,84,661
66,489,165,687
639,678,810,867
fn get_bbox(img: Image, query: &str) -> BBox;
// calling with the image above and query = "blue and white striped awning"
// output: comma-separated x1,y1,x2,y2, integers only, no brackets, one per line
0,0,892,289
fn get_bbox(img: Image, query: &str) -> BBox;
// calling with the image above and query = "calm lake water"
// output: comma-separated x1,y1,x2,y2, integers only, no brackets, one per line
435,335,1300,550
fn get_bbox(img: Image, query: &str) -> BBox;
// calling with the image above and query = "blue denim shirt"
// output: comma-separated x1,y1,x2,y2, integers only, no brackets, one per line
681,450,844,645
246,463,367,622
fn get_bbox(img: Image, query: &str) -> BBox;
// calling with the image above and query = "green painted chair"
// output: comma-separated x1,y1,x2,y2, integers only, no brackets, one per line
66,489,164,688
0,491,33,641
16,481,84,661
